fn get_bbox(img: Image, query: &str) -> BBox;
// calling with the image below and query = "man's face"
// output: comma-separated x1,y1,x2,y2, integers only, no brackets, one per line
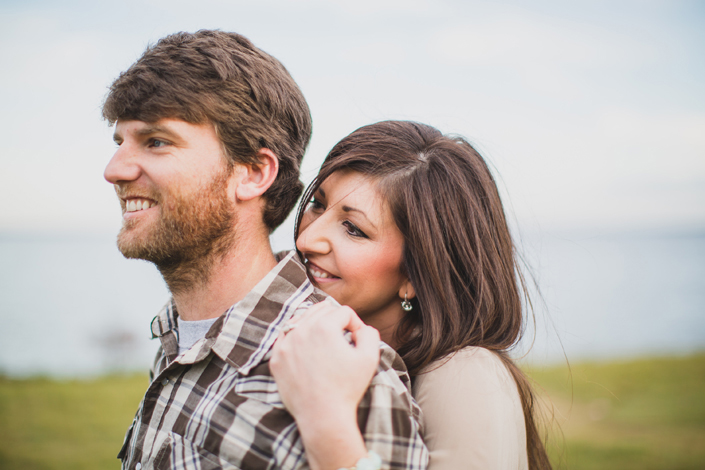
104,119,237,268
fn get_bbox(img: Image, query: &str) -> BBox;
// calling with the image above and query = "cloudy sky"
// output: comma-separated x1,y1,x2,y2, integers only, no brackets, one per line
1,0,703,240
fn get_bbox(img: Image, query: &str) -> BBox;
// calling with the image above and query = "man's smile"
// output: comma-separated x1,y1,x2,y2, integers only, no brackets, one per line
121,197,158,219
125,198,157,212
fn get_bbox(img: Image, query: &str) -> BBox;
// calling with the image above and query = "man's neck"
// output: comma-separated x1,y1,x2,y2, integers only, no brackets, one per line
169,235,278,322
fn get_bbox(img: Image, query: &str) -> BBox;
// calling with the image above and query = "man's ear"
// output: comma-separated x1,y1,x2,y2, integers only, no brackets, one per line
235,148,279,201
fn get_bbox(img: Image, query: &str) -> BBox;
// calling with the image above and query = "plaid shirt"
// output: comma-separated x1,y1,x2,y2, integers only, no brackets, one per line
118,251,428,470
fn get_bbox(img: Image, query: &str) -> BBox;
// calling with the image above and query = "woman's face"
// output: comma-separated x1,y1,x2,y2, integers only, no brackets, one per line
296,170,410,334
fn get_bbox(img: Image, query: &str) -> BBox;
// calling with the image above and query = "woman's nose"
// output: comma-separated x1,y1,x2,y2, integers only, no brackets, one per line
296,215,333,255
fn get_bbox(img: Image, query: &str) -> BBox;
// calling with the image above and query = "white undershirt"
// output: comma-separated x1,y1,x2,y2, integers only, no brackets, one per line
177,317,219,355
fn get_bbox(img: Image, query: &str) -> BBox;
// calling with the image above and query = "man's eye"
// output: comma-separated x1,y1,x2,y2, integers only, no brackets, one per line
343,221,368,239
151,139,168,148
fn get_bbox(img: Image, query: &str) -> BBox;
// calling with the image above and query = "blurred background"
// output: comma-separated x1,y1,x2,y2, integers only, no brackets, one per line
0,0,703,468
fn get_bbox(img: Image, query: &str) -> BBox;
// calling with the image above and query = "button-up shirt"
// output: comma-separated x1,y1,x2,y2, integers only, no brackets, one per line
118,251,428,470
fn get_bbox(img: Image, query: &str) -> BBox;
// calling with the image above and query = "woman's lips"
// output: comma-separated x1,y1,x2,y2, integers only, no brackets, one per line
306,261,340,282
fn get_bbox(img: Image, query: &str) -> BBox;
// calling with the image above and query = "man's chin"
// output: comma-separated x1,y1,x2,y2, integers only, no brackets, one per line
116,227,157,261
117,238,150,260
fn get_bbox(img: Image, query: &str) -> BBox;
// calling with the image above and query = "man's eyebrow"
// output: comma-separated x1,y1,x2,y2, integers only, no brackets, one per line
342,205,376,229
134,125,181,139
113,125,181,143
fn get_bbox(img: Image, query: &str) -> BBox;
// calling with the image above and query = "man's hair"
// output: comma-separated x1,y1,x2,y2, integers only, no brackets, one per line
102,30,312,231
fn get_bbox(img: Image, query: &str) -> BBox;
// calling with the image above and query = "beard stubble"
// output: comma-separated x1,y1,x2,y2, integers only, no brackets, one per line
116,166,237,294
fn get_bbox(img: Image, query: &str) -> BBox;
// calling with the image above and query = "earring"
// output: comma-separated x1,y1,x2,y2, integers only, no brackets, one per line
401,292,413,312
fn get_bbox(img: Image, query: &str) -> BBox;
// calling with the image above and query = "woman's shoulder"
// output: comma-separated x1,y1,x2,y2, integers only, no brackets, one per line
414,346,515,391
412,346,522,417
411,347,528,470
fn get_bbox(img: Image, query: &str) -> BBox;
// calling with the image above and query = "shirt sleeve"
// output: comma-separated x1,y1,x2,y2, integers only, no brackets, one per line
356,343,429,470
412,347,528,470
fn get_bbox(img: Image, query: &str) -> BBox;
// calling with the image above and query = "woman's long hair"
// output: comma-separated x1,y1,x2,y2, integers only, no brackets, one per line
295,121,551,469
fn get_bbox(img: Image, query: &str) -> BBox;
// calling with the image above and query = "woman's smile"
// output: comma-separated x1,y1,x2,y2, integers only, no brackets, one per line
306,261,341,282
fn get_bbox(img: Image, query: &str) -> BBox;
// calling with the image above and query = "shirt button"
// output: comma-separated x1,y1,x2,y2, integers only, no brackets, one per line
161,378,169,386
135,463,142,470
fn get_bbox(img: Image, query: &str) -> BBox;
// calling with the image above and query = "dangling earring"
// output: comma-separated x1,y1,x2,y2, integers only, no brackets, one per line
401,292,413,312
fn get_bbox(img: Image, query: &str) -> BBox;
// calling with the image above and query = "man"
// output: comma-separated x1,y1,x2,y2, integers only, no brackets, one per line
103,30,428,469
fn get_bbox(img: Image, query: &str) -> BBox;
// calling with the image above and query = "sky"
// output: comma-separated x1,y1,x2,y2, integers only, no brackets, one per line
1,0,704,242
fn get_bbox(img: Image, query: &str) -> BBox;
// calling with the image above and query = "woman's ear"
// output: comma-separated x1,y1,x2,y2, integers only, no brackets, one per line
398,280,416,300
235,148,279,201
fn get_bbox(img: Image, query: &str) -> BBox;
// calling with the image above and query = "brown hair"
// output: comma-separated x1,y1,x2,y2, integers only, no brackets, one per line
102,30,311,231
295,121,552,470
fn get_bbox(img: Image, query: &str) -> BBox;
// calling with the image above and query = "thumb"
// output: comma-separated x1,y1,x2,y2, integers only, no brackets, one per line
351,325,381,358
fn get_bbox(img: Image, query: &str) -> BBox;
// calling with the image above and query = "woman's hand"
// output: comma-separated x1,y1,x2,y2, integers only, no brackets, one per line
270,299,381,469
271,298,380,422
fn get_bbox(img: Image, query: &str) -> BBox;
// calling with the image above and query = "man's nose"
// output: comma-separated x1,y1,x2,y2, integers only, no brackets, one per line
104,144,141,184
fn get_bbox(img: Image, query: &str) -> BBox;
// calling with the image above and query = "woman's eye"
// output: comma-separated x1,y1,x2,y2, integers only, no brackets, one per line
343,221,368,239
309,196,325,211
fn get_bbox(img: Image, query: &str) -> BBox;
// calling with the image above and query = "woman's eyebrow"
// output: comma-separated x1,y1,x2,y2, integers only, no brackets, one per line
342,205,376,229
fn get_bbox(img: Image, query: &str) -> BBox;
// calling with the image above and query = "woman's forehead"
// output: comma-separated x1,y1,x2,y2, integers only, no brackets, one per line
319,171,394,223
319,170,381,201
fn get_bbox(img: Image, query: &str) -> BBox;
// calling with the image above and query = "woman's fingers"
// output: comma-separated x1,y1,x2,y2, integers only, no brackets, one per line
351,324,380,348
351,325,381,362
271,299,382,422
285,298,335,327
285,299,366,337
339,305,366,333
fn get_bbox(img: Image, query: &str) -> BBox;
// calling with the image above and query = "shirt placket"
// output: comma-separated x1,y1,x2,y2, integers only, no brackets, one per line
131,314,183,468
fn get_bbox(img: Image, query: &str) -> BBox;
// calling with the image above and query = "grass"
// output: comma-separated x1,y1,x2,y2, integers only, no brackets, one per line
527,353,705,469
0,374,147,470
0,354,703,469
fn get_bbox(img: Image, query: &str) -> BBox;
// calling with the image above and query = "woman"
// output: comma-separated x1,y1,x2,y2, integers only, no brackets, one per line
271,121,551,470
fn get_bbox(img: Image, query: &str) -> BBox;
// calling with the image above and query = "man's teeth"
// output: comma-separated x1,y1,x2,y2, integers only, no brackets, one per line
309,267,334,279
125,199,156,212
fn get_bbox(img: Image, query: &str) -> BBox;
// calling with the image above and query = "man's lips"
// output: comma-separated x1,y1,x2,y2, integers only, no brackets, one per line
306,261,340,281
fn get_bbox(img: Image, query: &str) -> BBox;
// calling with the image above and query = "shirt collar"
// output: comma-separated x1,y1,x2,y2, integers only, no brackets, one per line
150,250,315,374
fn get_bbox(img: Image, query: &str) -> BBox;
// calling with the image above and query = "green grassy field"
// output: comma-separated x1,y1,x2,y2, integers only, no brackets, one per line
527,353,705,469
0,374,147,470
1,354,703,469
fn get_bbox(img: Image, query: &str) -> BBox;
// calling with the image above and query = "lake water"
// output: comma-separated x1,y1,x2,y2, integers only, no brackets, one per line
1,230,703,377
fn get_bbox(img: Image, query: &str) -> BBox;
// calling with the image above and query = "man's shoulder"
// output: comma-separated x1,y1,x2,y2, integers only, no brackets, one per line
374,341,413,391
361,341,422,425
355,341,428,467
274,250,327,300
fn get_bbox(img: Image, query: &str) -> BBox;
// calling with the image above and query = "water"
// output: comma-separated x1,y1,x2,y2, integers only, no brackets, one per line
0,231,703,377
0,235,168,377
518,232,705,363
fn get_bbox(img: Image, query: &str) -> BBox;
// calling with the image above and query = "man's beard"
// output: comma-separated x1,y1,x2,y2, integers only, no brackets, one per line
116,167,236,294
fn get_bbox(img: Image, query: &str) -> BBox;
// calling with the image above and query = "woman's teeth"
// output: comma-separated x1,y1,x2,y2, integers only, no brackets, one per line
126,199,156,212
310,267,334,279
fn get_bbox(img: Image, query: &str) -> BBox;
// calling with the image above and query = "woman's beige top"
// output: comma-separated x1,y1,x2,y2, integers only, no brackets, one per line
412,347,528,470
